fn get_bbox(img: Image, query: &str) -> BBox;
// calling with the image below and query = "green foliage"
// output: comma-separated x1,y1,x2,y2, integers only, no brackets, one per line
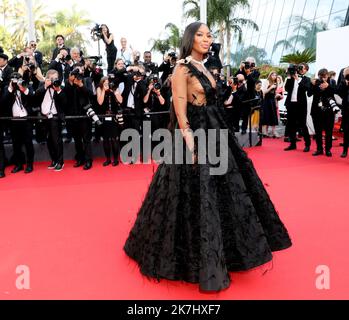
280,48,316,64
258,64,287,79
232,45,271,67
0,0,91,61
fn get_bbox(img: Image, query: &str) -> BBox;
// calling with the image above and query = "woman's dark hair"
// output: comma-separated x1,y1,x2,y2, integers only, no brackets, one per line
55,35,64,41
101,24,111,38
99,76,109,90
179,22,205,60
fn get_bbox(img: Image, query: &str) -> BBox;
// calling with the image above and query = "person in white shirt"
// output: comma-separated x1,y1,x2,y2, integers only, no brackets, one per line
116,37,133,67
4,72,34,174
36,70,67,171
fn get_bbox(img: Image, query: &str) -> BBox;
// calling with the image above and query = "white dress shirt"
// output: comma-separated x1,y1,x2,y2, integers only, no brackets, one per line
291,77,303,102
8,87,29,118
41,88,58,116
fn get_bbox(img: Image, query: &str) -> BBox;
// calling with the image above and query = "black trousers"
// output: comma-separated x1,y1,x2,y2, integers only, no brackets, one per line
107,51,117,74
46,118,63,164
286,102,311,147
312,111,335,152
240,104,251,132
341,111,349,151
10,120,34,166
0,122,5,171
71,119,93,163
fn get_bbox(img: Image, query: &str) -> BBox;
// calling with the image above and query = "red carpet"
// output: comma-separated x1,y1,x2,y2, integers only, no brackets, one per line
1,138,349,300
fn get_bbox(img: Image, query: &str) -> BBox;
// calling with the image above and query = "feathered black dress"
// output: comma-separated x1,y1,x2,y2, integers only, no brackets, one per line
124,62,292,292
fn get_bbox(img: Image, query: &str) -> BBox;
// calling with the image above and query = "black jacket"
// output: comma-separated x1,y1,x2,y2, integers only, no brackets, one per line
63,82,91,116
122,76,147,117
0,64,14,93
3,85,34,117
35,82,67,120
284,76,311,111
337,80,349,114
308,79,337,116
48,60,72,83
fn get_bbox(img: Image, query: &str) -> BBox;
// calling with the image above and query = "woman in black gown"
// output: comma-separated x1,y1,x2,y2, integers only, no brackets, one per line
101,24,117,74
124,22,292,293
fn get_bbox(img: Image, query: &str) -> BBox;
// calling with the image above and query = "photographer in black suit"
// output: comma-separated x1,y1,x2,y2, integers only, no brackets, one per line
64,68,94,170
338,68,349,158
309,68,339,157
29,41,43,68
49,47,73,86
36,70,67,171
0,53,13,178
52,35,70,60
3,72,34,174
122,66,147,133
235,57,260,134
223,74,248,133
284,63,311,152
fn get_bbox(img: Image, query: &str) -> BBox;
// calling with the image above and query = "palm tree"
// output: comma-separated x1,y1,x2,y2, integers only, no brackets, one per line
280,48,316,65
38,5,92,60
11,0,50,46
150,38,171,57
183,0,258,65
273,15,328,54
0,0,14,27
164,23,181,51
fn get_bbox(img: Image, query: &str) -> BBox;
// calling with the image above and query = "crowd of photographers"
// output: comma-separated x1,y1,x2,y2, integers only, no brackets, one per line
0,31,349,179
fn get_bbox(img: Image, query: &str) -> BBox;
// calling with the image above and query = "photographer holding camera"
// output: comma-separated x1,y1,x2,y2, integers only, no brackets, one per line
64,67,94,170
309,68,339,157
97,76,123,167
159,52,177,84
143,75,165,134
35,70,67,171
235,57,260,134
29,41,43,68
3,72,34,174
52,35,70,60
18,55,44,90
337,68,349,158
49,47,73,86
8,47,35,72
143,51,159,77
284,63,311,152
223,74,247,133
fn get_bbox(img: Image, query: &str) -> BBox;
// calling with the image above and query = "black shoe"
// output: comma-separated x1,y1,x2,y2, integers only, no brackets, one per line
11,166,23,174
24,165,33,174
341,151,348,158
340,143,344,147
83,161,92,170
0,171,5,178
284,137,290,142
284,145,296,151
112,160,119,167
312,150,324,156
303,146,310,153
325,151,332,157
103,160,111,167
74,161,84,168
48,161,57,170
54,163,64,171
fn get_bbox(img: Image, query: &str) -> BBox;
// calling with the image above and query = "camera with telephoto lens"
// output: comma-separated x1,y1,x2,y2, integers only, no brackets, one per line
115,109,124,126
70,68,84,81
328,98,340,114
83,103,102,126
91,23,103,40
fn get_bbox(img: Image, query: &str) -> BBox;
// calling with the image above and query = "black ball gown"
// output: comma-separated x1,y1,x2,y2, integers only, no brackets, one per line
123,61,292,292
